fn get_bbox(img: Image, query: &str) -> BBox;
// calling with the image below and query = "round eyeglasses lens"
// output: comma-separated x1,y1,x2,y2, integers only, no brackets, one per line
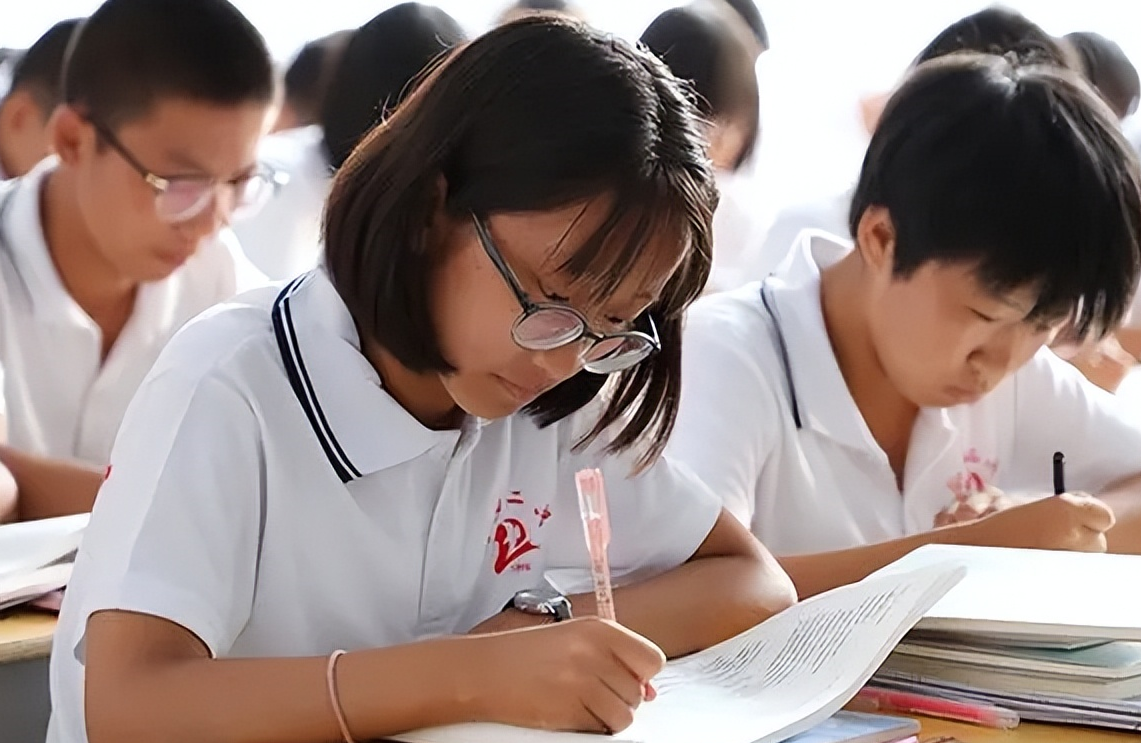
513,307,585,350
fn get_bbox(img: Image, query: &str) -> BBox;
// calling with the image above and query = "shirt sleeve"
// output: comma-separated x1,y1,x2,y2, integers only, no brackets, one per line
1006,349,1141,494
68,365,264,657
667,293,780,526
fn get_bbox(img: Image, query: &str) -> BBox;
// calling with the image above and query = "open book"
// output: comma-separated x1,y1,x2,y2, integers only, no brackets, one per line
873,545,1141,642
393,561,965,743
0,513,89,611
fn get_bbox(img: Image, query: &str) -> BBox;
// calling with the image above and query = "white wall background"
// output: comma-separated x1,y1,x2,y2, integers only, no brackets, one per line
4,0,1141,210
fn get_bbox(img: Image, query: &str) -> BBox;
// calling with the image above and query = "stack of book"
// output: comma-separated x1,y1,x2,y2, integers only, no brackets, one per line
869,545,1141,732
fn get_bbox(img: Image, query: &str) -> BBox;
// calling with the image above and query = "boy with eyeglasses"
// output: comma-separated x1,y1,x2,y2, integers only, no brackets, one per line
0,0,275,522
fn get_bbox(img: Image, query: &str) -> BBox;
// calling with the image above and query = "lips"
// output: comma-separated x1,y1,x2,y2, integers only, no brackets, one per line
497,375,548,404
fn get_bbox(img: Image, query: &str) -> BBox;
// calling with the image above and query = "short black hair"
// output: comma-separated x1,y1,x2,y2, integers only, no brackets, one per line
1065,31,1140,119
321,3,465,170
851,53,1141,340
63,0,275,130
325,17,717,467
282,30,353,129
718,0,768,50
641,3,760,169
914,7,1076,69
8,19,81,113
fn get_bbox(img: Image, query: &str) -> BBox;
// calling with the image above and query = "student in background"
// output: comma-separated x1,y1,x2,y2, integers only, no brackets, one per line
754,8,1075,281
234,3,465,280
641,2,761,293
717,0,768,57
0,19,82,180
53,17,795,743
1065,31,1139,120
270,30,353,135
671,53,1141,600
0,0,275,522
1067,32,1141,362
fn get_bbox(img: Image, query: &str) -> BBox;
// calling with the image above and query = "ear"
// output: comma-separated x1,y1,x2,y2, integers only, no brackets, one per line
854,204,897,275
0,90,39,135
49,105,93,167
858,91,889,138
706,118,748,172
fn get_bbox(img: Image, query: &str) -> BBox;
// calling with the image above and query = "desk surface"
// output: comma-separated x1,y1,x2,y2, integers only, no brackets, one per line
916,716,1137,742
0,609,56,663
0,613,1133,742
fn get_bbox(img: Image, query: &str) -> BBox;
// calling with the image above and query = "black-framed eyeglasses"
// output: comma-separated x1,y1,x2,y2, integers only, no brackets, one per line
471,214,661,375
89,120,285,224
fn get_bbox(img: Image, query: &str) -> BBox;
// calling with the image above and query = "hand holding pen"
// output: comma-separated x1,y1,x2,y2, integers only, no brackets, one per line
576,468,658,702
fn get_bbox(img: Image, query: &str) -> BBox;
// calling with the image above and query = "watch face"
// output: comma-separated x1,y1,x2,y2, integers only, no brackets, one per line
516,586,563,607
514,587,572,620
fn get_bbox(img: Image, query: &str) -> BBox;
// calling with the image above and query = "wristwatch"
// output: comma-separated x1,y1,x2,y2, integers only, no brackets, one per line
504,586,573,622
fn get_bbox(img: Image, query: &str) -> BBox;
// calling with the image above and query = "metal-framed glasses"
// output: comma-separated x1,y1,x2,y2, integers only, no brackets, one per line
471,214,660,375
90,120,285,224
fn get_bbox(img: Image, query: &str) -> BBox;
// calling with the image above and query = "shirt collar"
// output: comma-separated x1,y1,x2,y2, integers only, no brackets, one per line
272,269,463,482
765,230,884,452
0,158,89,326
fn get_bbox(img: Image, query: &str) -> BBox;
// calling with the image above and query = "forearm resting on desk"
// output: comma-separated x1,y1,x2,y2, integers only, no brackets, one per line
572,550,796,657
84,611,484,743
473,510,799,657
0,445,103,520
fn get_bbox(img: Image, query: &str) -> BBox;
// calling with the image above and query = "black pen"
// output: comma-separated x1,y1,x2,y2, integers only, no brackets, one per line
1053,451,1066,495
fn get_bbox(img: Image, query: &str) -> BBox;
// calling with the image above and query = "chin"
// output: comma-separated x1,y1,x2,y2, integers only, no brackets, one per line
454,396,522,421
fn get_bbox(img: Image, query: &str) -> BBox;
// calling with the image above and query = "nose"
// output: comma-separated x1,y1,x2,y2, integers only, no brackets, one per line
177,188,232,243
970,325,1035,382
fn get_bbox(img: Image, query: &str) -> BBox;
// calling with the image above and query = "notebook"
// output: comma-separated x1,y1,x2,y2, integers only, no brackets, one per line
878,649,1141,700
393,561,966,743
872,545,1141,641
0,513,89,611
892,638,1141,680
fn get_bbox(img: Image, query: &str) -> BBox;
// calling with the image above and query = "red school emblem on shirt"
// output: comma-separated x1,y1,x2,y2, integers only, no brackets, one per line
489,491,551,574
946,447,999,498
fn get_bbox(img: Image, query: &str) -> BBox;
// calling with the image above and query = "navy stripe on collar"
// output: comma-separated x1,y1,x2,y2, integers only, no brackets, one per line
272,273,363,483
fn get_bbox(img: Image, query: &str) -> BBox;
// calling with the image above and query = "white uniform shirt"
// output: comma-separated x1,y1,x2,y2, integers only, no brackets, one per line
0,159,267,465
670,230,1141,556
231,125,330,281
48,269,722,743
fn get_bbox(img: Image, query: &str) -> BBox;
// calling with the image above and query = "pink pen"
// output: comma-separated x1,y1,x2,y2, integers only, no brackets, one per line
853,687,1020,730
574,468,656,701
575,468,616,621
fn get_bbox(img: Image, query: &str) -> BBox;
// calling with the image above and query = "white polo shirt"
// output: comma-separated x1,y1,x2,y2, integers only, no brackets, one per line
669,230,1141,556
231,124,330,280
0,160,267,466
47,269,722,743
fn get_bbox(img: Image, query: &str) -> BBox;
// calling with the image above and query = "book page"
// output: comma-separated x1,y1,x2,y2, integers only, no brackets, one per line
0,562,72,611
394,562,964,743
874,545,1141,640
0,513,89,579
